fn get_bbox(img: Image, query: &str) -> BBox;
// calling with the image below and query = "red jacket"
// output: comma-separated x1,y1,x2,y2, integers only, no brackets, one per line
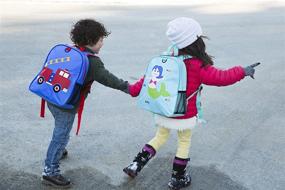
129,58,245,119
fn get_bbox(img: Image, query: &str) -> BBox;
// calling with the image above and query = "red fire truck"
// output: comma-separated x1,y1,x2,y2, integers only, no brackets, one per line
37,67,71,93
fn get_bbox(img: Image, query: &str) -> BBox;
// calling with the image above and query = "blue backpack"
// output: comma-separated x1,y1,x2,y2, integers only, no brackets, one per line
137,45,204,119
29,44,93,135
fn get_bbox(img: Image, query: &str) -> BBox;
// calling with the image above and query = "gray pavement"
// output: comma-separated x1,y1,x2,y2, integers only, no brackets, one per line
0,2,285,190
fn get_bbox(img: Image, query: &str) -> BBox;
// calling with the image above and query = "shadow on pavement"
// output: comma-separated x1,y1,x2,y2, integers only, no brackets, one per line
1,157,248,190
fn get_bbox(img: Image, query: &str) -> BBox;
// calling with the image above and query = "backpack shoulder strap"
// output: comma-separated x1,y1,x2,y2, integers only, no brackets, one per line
76,82,93,135
40,98,45,118
187,85,203,101
74,47,95,135
189,85,207,124
73,46,97,135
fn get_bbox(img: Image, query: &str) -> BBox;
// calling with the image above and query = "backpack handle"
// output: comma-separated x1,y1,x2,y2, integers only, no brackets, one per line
163,45,192,60
162,44,179,56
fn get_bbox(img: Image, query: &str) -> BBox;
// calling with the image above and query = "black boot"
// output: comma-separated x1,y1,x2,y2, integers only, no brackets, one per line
123,144,156,178
168,157,191,190
42,174,71,188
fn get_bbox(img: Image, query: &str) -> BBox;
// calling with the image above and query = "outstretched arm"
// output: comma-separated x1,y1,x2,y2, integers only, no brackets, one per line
200,65,246,86
200,62,260,86
91,57,129,93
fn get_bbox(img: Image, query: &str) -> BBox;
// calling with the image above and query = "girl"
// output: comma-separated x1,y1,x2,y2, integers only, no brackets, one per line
123,17,259,190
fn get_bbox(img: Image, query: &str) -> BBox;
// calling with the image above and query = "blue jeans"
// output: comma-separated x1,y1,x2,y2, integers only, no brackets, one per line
43,103,76,176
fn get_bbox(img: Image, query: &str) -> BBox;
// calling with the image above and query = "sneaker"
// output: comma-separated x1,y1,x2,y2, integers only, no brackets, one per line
60,149,68,160
123,162,140,178
41,174,71,188
168,173,191,190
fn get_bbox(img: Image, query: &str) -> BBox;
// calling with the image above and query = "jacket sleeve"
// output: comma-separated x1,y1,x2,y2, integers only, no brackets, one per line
91,57,128,93
128,77,144,97
200,65,245,86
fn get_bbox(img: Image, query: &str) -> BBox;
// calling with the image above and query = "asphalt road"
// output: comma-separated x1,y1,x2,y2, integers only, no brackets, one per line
0,1,284,190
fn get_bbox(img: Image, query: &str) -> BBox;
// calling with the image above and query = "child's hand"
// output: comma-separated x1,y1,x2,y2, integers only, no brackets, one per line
244,62,260,79
128,84,137,97
128,77,145,97
128,83,141,97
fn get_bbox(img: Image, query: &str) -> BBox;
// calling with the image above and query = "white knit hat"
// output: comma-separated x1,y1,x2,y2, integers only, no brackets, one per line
166,17,202,49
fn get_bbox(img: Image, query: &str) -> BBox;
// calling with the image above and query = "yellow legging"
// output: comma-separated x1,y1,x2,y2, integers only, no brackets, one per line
148,127,192,159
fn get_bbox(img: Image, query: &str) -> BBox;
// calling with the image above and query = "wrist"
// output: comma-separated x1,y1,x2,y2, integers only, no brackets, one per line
243,67,250,76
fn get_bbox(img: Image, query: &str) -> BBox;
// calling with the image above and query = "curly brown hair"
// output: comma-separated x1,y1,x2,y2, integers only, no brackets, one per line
70,19,110,46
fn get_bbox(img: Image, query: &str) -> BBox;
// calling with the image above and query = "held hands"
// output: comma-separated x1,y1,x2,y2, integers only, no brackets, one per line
244,62,261,79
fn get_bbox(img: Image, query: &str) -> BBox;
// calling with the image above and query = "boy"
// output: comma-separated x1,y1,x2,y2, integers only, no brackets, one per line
41,19,129,188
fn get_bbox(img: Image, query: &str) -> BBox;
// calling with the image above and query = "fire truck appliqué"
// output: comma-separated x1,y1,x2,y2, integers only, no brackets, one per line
37,67,71,93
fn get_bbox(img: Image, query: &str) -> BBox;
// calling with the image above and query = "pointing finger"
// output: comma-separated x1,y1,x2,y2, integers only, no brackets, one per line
250,62,261,68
